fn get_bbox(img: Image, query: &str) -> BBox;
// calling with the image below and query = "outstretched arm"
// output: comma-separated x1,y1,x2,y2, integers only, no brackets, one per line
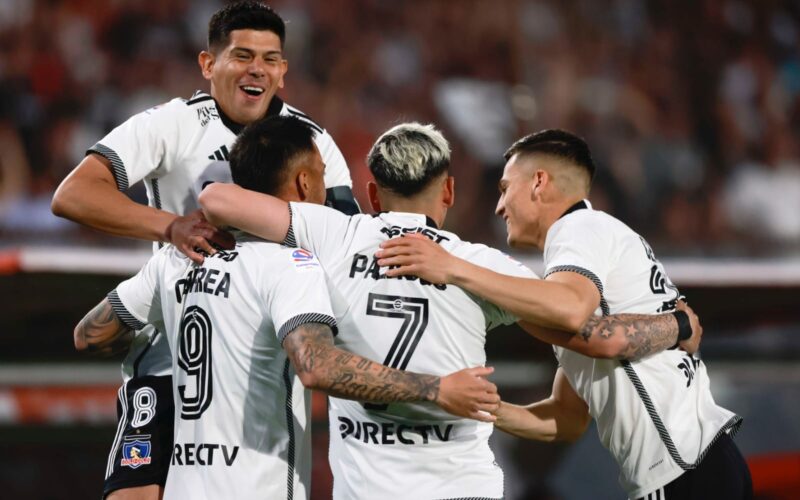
283,322,500,422
494,368,590,442
74,298,135,356
520,299,701,360
377,235,701,359
199,182,290,242
52,155,233,263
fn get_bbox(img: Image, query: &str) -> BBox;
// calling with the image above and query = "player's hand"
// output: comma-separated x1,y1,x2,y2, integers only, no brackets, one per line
676,300,702,354
436,366,500,423
165,209,235,264
376,233,455,284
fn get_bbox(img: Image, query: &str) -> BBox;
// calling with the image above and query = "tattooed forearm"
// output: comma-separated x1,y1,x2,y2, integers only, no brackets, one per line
74,299,134,356
283,323,440,403
579,313,678,361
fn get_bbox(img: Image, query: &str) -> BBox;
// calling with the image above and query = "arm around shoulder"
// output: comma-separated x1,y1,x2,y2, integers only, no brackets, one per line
198,182,290,241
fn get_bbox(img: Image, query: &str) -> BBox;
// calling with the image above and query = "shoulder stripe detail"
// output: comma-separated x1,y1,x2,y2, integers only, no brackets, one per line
286,109,323,134
89,143,128,191
545,265,610,315
621,360,743,470
278,313,338,343
107,290,146,331
283,359,296,500
283,204,298,247
187,91,213,105
150,179,164,249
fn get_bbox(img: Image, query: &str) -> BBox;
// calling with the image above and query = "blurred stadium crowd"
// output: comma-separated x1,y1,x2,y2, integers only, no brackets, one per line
0,0,799,255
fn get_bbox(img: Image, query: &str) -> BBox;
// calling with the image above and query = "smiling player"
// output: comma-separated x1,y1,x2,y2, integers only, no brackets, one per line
51,2,357,499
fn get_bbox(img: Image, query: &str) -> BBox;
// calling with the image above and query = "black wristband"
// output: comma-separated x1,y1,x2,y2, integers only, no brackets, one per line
672,310,692,346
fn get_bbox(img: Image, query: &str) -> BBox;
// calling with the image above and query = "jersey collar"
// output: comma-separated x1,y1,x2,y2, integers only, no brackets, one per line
375,211,439,229
559,199,591,219
215,96,285,135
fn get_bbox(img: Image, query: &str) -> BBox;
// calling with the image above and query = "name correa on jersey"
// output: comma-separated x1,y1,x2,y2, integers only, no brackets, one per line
112,241,338,499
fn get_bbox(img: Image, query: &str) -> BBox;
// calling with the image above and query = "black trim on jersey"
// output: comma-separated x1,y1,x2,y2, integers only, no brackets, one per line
560,199,589,219
149,178,164,249
283,204,297,247
325,186,360,215
187,90,214,105
266,95,284,117
286,108,324,134
545,265,610,316
620,359,743,470
88,143,129,191
108,290,147,331
218,104,244,135
278,314,338,343
282,358,295,500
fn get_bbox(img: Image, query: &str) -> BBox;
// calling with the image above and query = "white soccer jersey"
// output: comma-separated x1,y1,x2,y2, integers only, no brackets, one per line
284,202,537,500
89,90,352,381
110,236,338,500
545,200,741,499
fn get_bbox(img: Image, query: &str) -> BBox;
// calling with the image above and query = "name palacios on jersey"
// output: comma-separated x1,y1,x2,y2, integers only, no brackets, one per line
349,225,449,290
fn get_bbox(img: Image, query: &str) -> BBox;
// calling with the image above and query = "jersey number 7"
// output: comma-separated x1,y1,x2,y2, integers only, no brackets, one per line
363,293,429,411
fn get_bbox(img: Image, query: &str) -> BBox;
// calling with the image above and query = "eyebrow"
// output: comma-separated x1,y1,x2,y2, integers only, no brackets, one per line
230,47,283,57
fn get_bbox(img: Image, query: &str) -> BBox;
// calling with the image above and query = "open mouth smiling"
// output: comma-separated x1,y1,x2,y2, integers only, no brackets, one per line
240,85,265,97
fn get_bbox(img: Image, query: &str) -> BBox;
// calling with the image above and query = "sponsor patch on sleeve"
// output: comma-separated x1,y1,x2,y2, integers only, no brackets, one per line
291,248,320,269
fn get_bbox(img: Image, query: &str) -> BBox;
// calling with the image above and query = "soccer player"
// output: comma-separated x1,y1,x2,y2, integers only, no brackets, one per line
51,2,358,499
73,116,498,500
198,123,701,499
377,130,753,499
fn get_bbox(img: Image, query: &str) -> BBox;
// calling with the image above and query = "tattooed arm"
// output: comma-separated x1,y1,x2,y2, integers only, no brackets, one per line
519,300,702,361
74,298,135,356
494,368,590,442
283,322,500,422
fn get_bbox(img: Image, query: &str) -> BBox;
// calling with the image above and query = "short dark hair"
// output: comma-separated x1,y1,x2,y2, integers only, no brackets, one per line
367,123,451,197
208,1,285,52
229,116,316,196
504,129,596,182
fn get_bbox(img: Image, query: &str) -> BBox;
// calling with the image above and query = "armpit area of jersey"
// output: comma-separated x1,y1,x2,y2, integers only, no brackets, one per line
325,186,361,215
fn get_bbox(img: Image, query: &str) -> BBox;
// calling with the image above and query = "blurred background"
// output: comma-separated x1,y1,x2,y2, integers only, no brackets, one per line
0,0,798,498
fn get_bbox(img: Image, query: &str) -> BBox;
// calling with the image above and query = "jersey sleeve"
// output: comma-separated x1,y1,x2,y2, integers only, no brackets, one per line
263,248,338,344
456,244,539,329
87,99,186,191
283,201,353,263
110,251,166,332
544,215,614,299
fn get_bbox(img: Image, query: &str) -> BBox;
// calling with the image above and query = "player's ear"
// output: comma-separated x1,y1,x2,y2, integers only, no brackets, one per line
442,176,455,208
278,58,288,89
199,51,215,80
297,170,310,201
531,170,546,200
367,181,381,212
